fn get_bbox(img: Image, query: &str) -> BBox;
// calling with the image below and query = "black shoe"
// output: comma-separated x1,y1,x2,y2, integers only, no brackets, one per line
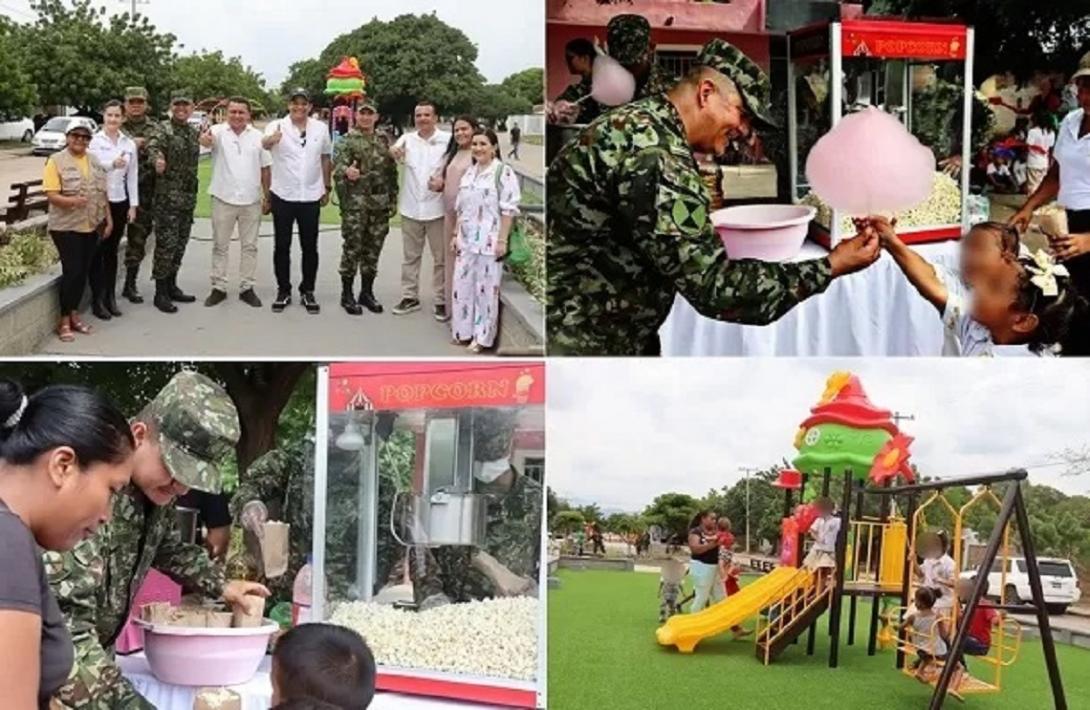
154,279,178,313
433,303,449,322
105,289,122,317
392,298,421,315
123,267,144,304
272,290,291,312
357,275,383,314
92,294,112,321
341,277,362,315
239,288,262,308
301,291,320,314
169,277,196,303
205,289,227,307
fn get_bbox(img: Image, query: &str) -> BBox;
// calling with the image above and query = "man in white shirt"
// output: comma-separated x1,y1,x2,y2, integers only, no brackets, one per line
200,97,272,308
390,100,451,320
262,89,333,314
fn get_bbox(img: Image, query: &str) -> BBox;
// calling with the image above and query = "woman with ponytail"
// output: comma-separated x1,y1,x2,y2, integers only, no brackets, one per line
0,380,134,709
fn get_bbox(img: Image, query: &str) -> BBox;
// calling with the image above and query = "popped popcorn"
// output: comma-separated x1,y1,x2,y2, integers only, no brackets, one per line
329,597,539,681
801,171,963,235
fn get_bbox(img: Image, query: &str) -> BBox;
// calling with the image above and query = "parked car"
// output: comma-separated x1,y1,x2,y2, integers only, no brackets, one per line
32,116,98,156
188,110,208,131
961,556,1081,614
0,115,35,143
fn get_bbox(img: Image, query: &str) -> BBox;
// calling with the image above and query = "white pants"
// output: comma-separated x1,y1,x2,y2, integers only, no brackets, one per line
210,197,261,291
689,560,724,613
400,216,446,303
451,251,503,347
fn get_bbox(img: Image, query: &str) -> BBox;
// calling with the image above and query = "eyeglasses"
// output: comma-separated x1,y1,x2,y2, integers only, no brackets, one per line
299,130,307,148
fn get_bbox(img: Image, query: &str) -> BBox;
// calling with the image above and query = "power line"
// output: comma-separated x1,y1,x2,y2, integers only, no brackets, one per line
0,1,36,21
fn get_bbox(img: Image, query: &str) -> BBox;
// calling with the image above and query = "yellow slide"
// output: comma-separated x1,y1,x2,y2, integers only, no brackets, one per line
656,566,812,653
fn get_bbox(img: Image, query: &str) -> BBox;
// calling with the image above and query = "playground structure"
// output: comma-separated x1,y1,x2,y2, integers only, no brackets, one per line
324,56,369,137
656,372,1068,709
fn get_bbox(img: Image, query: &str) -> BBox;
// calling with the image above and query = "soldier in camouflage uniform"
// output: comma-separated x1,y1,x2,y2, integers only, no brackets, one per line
606,14,671,103
546,39,882,355
412,409,542,608
147,90,200,314
46,371,268,710
232,435,400,607
332,100,399,316
121,86,161,304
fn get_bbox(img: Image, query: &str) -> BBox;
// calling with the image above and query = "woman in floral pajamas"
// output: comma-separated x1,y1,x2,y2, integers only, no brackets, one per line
451,128,521,352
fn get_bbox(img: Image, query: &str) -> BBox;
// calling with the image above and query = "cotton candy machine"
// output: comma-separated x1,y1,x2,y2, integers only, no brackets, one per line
135,619,278,686
711,205,816,261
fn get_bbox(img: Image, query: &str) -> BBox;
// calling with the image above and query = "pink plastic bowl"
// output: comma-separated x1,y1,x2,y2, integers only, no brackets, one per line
135,619,278,686
711,204,816,261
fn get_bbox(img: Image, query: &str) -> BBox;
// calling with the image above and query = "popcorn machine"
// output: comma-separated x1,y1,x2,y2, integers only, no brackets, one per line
787,18,975,246
312,362,547,708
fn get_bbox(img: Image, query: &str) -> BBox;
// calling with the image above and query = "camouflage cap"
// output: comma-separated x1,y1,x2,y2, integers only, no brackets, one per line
125,86,149,101
473,408,518,462
146,370,239,493
357,97,377,112
1072,50,1090,82
606,14,652,67
170,89,193,105
695,38,778,130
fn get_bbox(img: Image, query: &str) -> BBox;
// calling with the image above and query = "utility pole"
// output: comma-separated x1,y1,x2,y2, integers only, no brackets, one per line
892,411,916,428
738,466,760,554
121,0,149,18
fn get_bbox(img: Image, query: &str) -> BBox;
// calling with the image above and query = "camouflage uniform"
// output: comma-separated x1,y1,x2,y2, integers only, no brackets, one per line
659,580,682,622
413,409,543,605
607,14,672,103
333,124,398,281
230,438,399,607
46,371,240,710
147,92,200,282
546,39,833,355
121,87,161,284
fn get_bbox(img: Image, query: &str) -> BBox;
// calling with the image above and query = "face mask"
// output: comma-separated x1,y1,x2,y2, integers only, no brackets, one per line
474,457,511,484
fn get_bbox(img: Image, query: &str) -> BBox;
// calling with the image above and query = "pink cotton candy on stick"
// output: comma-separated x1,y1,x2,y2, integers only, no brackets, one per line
805,107,935,216
591,54,636,107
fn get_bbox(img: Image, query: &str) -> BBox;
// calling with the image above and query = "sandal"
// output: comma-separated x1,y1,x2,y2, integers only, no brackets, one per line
71,318,93,335
57,323,75,342
467,341,483,354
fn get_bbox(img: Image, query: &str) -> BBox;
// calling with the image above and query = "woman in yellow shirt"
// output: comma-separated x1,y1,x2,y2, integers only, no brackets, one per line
42,123,112,342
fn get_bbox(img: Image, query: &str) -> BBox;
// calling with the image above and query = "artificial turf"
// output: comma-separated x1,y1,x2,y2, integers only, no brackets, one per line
548,569,1090,710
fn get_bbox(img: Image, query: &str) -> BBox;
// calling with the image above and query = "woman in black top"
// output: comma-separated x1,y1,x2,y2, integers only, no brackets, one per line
687,510,723,612
0,379,134,708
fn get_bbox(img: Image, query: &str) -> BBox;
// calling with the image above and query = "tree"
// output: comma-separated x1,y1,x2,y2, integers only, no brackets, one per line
868,0,1090,84
576,503,603,525
604,512,644,536
17,0,178,114
290,14,486,125
0,23,37,118
500,68,544,107
642,492,701,540
280,57,327,109
0,362,313,483
547,487,570,521
471,84,532,127
171,50,271,114
550,510,586,535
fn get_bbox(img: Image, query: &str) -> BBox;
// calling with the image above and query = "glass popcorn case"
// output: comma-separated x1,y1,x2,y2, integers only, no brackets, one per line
788,19,975,246
312,362,547,708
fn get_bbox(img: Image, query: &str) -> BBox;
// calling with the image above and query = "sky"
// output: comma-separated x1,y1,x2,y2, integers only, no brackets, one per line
547,359,1090,513
0,0,544,86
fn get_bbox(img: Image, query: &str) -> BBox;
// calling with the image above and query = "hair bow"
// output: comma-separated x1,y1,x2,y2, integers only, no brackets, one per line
1025,249,1069,297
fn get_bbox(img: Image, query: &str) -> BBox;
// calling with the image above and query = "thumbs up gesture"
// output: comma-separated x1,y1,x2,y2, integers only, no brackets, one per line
345,160,361,182
199,127,214,148
113,154,128,169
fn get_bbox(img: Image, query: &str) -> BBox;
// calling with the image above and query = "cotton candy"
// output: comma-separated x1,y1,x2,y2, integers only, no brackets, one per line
591,55,636,107
805,107,935,216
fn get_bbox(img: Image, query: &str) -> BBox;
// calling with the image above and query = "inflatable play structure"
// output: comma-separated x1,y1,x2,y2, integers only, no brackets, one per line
656,372,1069,709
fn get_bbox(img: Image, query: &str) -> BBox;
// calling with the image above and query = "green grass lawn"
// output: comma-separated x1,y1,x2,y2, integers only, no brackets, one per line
522,134,543,146
193,159,404,227
548,569,1090,710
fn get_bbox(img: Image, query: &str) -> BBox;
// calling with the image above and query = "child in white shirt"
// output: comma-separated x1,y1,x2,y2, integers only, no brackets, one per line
803,497,840,591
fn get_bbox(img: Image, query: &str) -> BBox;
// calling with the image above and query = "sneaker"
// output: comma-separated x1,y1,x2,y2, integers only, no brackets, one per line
300,291,320,314
392,298,421,315
434,303,449,322
239,288,262,308
272,291,291,312
204,289,227,307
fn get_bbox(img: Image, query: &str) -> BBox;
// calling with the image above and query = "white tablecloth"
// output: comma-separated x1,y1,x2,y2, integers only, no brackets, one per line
119,653,506,710
659,241,960,356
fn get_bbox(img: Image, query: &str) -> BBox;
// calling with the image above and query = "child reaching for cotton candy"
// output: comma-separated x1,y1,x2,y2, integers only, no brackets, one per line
865,216,1090,356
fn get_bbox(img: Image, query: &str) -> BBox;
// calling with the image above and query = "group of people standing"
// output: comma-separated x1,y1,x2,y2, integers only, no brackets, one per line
43,88,522,352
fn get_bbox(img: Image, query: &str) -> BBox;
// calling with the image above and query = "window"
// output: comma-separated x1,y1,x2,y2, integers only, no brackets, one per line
656,50,700,84
523,457,545,484
1037,561,1074,578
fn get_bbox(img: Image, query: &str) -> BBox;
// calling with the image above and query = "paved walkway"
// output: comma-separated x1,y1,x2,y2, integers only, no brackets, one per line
497,133,543,178
38,218,468,357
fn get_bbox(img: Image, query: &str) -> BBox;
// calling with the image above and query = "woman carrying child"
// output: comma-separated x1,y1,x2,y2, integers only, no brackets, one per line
687,511,724,612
